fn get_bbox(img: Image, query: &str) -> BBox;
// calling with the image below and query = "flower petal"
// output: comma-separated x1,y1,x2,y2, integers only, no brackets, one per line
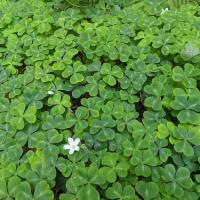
48,90,54,95
74,138,80,145
68,137,74,145
63,144,70,150
75,146,80,151
69,149,74,155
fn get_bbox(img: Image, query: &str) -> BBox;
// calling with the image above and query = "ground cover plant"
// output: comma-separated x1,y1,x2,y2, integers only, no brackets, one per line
0,0,200,199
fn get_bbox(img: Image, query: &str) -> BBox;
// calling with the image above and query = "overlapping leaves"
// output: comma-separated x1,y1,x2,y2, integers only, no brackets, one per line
0,0,200,199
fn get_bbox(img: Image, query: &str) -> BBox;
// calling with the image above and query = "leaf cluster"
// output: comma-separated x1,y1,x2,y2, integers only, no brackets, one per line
0,0,200,199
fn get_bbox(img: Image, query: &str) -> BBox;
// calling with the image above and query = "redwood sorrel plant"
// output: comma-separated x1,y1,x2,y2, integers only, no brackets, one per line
0,0,200,199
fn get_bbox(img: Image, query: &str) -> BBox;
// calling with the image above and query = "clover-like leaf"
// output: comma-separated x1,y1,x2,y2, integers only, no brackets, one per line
62,61,86,84
144,80,164,111
85,72,106,96
1,2,200,200
135,181,159,200
42,114,68,130
172,64,200,88
106,183,138,200
90,118,116,142
157,121,176,139
56,153,84,177
10,103,37,130
173,127,200,157
130,150,157,177
69,165,105,200
6,180,53,200
48,92,71,115
101,63,123,86
81,97,102,118
150,139,172,163
100,153,129,183
161,164,193,198
181,42,200,60
171,95,200,125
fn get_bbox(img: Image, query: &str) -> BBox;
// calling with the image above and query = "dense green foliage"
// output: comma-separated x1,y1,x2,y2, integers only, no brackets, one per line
168,0,200,8
0,0,200,199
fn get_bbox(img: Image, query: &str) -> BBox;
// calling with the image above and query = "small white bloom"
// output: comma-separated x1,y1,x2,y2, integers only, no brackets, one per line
63,137,80,155
48,90,54,95
161,8,169,15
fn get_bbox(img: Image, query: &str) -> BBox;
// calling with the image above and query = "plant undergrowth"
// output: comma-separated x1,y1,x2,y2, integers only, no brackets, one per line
0,0,200,199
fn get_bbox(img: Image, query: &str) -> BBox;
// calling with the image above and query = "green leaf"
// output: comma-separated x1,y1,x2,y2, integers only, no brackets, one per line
24,105,37,124
106,183,136,200
11,103,25,116
135,181,159,200
174,140,194,157
0,97,9,112
10,116,24,130
176,167,193,189
144,96,162,111
161,164,175,182
34,181,54,200
0,179,7,199
111,65,123,78
172,66,184,82
157,124,169,139
70,73,84,84
181,43,199,60
115,161,129,177
59,193,76,200
15,182,32,200
177,110,200,124
8,176,21,198
106,183,122,199
102,153,118,167
100,167,116,183
103,74,116,86
78,185,100,200
37,22,51,33
88,166,105,185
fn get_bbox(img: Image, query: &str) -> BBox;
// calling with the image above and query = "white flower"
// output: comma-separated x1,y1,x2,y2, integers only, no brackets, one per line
48,90,54,95
63,137,80,155
161,8,169,15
